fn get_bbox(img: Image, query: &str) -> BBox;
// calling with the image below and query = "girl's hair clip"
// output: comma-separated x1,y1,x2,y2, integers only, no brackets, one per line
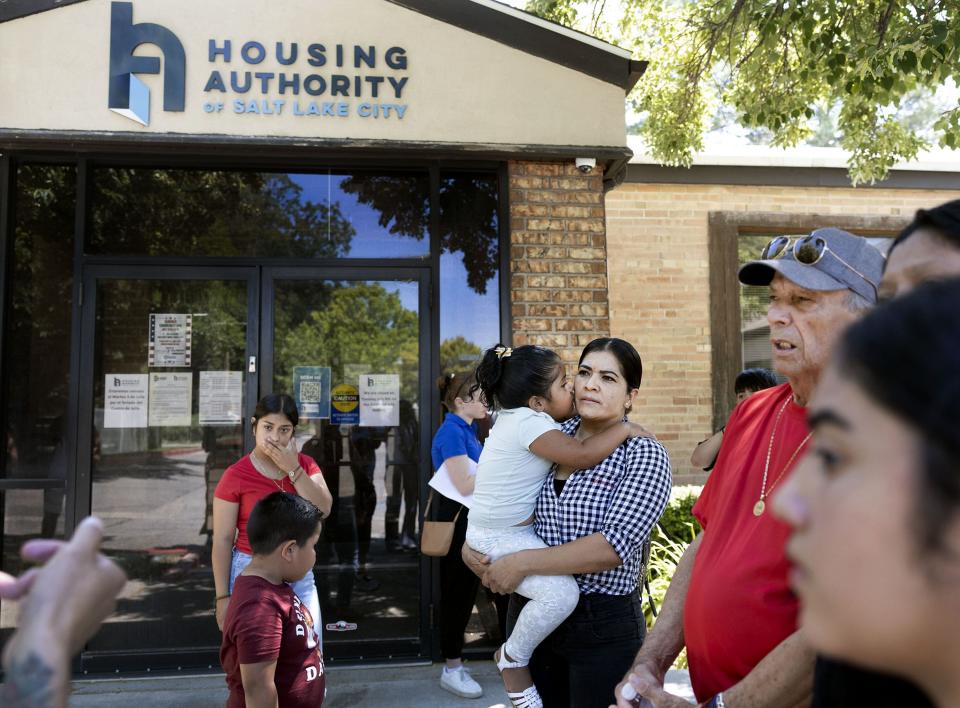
494,346,513,360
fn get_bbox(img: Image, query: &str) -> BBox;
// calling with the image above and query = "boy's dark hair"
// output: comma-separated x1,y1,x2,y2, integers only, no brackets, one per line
734,368,779,394
247,492,322,555
887,199,960,263
252,393,299,432
472,344,561,410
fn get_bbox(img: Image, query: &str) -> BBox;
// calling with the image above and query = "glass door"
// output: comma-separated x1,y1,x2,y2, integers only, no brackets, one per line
262,267,430,660
77,266,258,671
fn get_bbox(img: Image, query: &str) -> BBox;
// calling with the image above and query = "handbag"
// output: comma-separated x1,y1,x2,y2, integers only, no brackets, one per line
420,489,462,557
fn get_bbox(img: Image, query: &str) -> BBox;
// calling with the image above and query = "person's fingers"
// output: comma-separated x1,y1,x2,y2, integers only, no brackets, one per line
66,516,106,557
0,569,35,599
20,539,66,563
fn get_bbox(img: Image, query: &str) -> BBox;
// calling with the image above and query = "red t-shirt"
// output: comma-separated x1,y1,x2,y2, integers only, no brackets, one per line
214,453,322,554
221,574,325,708
685,384,808,701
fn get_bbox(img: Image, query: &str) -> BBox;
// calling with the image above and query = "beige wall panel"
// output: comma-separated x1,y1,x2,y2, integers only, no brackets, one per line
0,0,626,147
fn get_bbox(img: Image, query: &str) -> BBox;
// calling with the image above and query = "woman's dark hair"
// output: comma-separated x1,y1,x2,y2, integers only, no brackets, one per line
578,338,643,391
835,278,960,555
735,368,779,394
247,492,323,554
473,344,562,410
437,371,478,413
887,199,960,263
252,393,299,430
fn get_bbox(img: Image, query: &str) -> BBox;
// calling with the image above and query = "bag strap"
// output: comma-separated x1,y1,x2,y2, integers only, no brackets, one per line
423,488,463,523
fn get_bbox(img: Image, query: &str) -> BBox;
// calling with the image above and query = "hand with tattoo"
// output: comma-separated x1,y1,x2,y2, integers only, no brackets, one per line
0,516,126,708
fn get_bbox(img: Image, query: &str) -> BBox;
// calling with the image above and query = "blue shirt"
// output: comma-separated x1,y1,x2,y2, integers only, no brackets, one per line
431,413,482,470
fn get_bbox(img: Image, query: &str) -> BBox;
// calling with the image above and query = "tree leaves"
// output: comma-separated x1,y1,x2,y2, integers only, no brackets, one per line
526,0,960,184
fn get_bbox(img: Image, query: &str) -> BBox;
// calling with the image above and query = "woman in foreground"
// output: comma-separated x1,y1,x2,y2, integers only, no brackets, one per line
773,278,960,707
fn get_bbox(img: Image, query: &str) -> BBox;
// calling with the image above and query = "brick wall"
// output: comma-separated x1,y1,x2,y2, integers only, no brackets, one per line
605,183,960,485
509,161,610,367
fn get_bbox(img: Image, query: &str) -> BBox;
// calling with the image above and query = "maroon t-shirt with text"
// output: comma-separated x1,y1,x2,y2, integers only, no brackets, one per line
221,574,325,708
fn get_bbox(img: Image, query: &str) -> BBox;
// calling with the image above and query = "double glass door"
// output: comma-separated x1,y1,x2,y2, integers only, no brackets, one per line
77,265,429,671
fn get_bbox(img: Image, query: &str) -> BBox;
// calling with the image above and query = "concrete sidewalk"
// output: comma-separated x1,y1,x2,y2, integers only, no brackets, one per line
66,662,695,707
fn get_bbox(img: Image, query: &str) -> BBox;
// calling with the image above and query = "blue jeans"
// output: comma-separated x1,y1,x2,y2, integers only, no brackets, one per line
229,547,322,648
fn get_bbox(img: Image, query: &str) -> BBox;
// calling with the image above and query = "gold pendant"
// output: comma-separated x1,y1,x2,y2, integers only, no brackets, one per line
753,499,765,516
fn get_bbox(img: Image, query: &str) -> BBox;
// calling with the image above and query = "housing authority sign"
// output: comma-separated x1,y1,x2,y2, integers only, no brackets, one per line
108,1,410,127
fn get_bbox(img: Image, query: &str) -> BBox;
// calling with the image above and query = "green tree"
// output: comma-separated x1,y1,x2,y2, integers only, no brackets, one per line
275,283,420,402
526,0,960,184
440,336,483,375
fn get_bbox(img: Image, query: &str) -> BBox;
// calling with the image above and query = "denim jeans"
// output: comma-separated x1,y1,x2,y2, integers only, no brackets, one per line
508,590,646,708
229,547,322,648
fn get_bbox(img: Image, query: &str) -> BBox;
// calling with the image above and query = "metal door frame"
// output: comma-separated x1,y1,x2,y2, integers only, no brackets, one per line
75,264,259,672
261,264,433,662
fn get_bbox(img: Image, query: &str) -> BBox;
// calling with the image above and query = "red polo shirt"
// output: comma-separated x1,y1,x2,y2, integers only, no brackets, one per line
685,384,808,701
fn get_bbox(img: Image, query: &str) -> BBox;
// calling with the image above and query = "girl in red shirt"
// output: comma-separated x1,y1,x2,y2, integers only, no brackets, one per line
212,394,333,633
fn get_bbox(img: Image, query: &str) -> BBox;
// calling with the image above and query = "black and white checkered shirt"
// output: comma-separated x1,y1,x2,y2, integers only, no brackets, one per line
534,416,673,595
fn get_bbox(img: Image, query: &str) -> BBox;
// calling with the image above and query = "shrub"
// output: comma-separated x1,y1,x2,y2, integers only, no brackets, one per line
657,484,702,543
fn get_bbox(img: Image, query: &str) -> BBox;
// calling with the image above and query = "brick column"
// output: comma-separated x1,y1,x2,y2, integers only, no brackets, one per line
509,160,609,368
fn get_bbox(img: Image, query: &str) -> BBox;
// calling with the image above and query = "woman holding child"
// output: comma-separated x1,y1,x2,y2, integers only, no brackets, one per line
465,337,672,708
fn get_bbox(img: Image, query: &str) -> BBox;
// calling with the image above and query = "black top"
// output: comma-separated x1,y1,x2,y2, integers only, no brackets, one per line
813,657,934,708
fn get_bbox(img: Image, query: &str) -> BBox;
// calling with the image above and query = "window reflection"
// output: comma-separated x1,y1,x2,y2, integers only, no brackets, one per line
438,172,501,373
90,169,430,258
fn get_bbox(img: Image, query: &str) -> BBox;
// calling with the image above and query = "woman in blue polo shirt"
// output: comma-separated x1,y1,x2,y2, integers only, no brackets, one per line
431,371,488,699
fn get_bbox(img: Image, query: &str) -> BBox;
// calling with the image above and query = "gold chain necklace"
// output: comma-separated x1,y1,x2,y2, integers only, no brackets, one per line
249,450,285,492
754,397,813,516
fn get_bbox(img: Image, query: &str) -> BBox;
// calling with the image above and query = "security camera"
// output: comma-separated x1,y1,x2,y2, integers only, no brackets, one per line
575,157,597,173
575,157,597,174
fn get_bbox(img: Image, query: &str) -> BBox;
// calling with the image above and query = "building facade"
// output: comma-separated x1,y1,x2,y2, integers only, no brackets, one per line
0,0,641,673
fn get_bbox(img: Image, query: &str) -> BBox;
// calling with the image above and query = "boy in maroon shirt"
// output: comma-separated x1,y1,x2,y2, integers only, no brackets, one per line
221,492,325,707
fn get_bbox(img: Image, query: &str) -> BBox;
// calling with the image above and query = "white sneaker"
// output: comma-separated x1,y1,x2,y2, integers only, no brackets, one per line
440,665,483,699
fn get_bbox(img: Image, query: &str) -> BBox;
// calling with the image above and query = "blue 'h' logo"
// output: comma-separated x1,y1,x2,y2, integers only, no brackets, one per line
108,2,185,126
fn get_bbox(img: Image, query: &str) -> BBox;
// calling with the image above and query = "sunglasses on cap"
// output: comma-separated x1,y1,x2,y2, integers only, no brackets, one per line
761,235,878,299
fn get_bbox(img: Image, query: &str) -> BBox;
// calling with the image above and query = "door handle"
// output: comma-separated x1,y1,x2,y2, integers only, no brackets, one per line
248,356,257,373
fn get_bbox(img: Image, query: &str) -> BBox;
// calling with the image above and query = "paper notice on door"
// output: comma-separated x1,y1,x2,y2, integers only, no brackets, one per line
293,366,331,420
199,371,242,425
104,374,148,429
359,374,399,427
148,372,192,427
148,314,192,367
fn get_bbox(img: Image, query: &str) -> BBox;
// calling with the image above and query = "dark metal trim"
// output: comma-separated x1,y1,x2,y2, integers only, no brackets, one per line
426,166,441,660
386,0,642,90
0,0,87,23
66,159,87,534
0,130,632,165
0,154,11,483
627,163,960,191
0,479,67,490
707,211,910,428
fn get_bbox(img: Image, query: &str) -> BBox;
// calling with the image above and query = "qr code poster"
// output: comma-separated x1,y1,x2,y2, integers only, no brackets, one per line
292,366,331,420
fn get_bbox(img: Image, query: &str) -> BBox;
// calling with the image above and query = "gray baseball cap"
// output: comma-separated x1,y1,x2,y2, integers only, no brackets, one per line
738,227,884,304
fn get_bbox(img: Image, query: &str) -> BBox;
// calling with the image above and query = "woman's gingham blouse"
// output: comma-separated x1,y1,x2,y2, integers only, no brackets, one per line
534,416,672,595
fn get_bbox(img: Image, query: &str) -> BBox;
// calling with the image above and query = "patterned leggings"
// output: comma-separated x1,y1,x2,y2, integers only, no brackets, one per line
466,522,579,665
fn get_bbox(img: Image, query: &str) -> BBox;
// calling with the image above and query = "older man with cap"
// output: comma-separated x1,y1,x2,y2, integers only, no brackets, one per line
613,228,885,708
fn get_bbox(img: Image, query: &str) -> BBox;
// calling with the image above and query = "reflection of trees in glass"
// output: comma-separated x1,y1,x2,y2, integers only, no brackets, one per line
738,235,774,324
440,336,482,376
6,165,76,470
92,170,354,258
340,173,499,294
275,283,419,401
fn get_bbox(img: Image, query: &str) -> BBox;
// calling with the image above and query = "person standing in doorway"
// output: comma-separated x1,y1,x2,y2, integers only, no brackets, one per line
432,371,488,699
212,394,333,635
